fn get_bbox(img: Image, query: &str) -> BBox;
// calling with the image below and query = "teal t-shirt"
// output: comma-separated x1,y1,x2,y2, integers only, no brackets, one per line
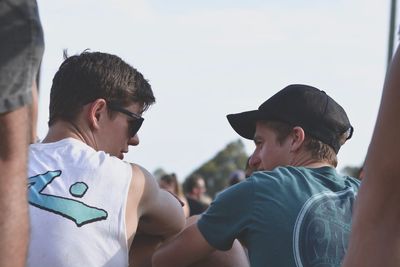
197,166,360,267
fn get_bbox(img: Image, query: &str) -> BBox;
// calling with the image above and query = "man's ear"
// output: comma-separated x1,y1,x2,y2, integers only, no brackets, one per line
290,126,305,152
87,99,107,130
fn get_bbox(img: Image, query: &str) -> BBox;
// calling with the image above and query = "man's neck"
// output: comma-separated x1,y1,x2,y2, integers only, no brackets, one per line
42,120,94,148
289,150,335,169
302,161,333,169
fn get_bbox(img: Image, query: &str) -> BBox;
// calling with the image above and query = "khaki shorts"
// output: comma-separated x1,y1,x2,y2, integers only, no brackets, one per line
0,0,44,113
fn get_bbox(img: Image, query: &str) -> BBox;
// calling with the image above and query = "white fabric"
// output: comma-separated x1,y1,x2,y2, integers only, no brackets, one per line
27,138,132,267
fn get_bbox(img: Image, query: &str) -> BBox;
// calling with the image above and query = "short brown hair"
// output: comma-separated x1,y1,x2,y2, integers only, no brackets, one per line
265,120,345,167
302,137,338,167
48,51,155,126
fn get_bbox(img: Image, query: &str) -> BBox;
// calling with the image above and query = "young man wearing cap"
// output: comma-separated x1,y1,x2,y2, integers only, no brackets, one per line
152,84,360,267
26,51,185,267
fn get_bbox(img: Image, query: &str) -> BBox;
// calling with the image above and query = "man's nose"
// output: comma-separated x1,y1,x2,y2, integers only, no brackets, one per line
249,153,261,169
129,134,139,146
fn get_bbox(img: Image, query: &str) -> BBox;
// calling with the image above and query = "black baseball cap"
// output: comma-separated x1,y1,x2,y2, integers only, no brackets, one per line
227,84,353,154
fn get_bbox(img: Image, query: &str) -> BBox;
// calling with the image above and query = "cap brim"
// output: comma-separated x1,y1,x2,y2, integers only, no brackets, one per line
227,110,260,140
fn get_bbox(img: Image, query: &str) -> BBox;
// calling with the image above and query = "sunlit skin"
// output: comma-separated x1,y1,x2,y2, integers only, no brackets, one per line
42,99,143,160
249,121,292,171
88,101,140,159
248,121,330,171
95,101,142,160
342,42,400,267
40,97,186,267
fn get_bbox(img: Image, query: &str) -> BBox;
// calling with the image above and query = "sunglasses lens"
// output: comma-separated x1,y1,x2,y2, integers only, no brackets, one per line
129,118,144,137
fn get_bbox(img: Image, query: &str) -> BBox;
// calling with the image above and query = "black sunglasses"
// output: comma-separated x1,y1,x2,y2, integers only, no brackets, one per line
108,103,144,137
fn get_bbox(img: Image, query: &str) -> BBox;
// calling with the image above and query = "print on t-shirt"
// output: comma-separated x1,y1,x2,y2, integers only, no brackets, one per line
293,189,357,267
28,170,108,227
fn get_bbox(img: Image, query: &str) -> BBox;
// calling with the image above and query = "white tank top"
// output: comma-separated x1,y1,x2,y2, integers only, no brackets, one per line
27,138,132,267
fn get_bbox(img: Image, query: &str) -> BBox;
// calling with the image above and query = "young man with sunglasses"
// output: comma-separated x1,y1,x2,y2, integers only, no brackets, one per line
153,84,360,267
26,51,185,267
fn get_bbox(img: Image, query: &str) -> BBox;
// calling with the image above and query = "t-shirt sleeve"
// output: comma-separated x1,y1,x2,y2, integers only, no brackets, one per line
197,179,254,251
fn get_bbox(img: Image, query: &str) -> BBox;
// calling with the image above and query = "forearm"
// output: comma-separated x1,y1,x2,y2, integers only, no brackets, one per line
0,107,30,267
129,234,163,267
152,221,215,267
343,44,400,267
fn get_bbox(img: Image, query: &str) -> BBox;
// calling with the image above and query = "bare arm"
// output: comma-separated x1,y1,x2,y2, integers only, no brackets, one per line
135,165,185,238
0,106,30,267
152,215,250,267
127,164,185,266
129,233,161,267
152,221,215,267
343,45,400,267
29,80,39,143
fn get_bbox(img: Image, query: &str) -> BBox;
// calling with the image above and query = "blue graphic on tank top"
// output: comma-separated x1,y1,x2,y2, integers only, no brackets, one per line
28,170,108,227
293,189,357,267
69,182,88,197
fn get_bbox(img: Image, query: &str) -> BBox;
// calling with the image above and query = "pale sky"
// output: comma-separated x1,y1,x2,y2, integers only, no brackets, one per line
36,0,397,180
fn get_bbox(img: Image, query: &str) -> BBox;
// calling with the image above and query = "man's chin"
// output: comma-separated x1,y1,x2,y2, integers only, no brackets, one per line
114,152,124,160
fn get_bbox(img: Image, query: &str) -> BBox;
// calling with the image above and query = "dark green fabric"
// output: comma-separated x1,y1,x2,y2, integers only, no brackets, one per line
198,166,360,267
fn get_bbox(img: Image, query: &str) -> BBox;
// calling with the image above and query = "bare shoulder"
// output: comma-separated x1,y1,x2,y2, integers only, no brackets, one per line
125,163,151,243
130,163,151,182
129,163,185,238
127,166,186,267
127,163,159,215
130,164,161,209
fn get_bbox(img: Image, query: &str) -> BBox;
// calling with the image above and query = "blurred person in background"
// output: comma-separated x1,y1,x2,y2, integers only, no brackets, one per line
183,174,209,216
228,170,246,187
